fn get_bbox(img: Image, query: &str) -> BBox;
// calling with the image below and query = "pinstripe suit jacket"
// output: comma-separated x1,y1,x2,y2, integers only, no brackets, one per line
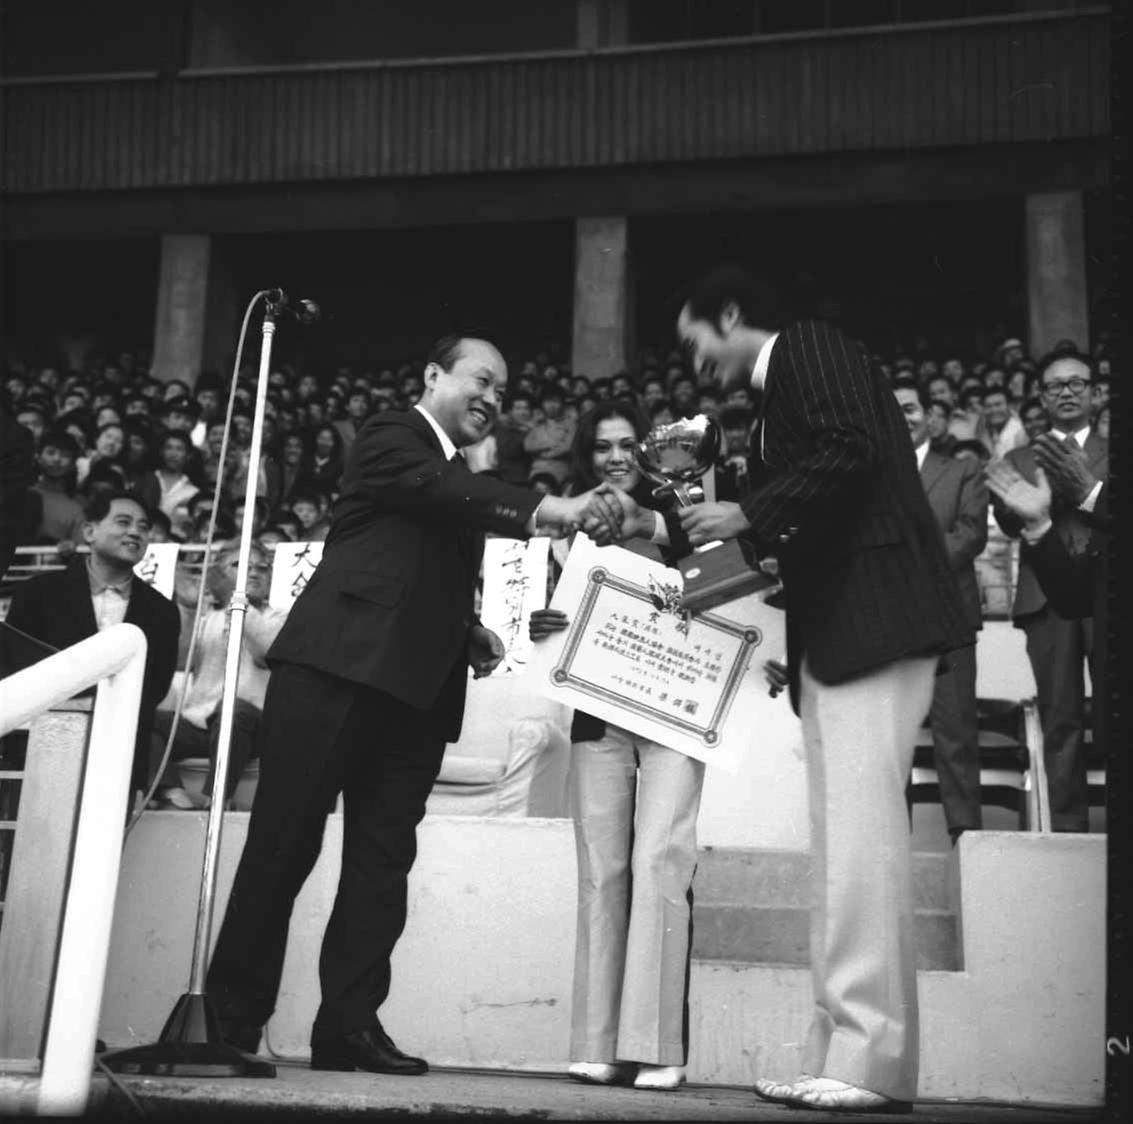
738,320,970,713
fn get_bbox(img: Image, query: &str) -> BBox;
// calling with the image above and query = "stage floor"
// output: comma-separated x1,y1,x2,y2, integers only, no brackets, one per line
74,1061,1103,1122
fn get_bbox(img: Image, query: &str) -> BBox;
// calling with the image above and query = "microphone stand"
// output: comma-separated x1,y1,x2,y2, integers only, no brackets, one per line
100,294,286,1077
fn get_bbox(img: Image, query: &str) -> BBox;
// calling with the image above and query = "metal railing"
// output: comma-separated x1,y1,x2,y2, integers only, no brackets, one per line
0,624,147,1116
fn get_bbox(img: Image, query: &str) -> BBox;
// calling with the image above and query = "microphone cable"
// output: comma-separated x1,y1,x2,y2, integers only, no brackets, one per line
124,289,279,842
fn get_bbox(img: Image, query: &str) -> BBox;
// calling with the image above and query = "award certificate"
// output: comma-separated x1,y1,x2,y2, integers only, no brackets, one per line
526,536,785,772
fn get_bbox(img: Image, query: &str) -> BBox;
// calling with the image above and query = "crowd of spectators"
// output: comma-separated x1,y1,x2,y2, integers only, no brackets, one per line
3,329,1112,561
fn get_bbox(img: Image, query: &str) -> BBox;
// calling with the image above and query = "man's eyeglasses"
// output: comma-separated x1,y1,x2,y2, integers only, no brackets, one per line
1041,378,1090,396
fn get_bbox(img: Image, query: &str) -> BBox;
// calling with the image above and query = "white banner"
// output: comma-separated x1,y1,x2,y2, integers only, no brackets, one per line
479,536,551,677
133,542,180,600
526,536,785,773
268,541,324,610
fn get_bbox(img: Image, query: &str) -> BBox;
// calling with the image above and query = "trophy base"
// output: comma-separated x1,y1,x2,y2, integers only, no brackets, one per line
679,541,776,613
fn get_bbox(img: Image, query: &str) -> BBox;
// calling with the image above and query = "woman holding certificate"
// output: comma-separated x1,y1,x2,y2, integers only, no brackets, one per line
529,401,699,1092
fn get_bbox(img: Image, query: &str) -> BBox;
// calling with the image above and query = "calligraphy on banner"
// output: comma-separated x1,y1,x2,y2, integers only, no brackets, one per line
133,542,180,600
479,536,551,677
526,536,784,772
268,541,325,610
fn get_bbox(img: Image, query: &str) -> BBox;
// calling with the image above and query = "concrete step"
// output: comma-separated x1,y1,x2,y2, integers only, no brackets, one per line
691,847,960,970
691,903,960,970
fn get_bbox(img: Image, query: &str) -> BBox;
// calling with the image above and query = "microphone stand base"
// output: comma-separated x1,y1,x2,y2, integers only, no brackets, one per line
98,992,276,1077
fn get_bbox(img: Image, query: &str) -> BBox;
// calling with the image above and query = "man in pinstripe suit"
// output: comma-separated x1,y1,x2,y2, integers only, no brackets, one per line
673,267,970,1113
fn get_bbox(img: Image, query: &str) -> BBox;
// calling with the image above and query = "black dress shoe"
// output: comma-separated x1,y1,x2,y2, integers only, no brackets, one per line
218,1017,263,1055
310,1024,428,1075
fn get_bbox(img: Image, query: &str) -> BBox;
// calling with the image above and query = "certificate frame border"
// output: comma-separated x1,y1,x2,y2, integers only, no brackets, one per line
549,566,762,746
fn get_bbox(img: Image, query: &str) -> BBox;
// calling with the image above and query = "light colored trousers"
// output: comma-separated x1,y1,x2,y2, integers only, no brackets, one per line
800,653,937,1102
569,724,706,1066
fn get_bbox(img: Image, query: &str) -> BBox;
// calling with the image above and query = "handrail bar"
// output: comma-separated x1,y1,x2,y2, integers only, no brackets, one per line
0,623,147,1116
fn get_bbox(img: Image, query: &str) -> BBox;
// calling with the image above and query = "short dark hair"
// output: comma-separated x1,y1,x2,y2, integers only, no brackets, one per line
1036,349,1094,386
539,386,564,404
504,390,533,412
680,265,782,331
951,439,990,462
892,377,931,411
38,428,80,456
1020,396,1046,418
719,406,753,431
84,490,150,524
159,429,193,452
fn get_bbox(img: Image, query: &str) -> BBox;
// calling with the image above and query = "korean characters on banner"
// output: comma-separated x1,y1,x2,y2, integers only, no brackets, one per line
268,541,325,611
133,542,180,600
479,537,551,677
526,536,785,773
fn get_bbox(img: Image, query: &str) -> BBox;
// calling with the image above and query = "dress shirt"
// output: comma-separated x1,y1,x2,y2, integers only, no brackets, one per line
87,557,133,631
751,333,779,460
914,439,930,472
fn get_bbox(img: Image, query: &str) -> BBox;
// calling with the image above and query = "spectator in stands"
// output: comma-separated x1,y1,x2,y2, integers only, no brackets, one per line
528,471,561,496
714,406,754,502
990,351,1106,832
136,431,201,519
277,432,310,510
77,422,126,487
1091,375,1110,421
151,541,285,808
995,337,1026,369
529,400,696,1092
648,400,676,428
524,386,575,487
670,373,698,419
308,424,346,497
925,400,956,457
1,398,38,576
894,379,987,842
28,429,86,548
1020,397,1050,443
493,391,536,487
1095,404,1110,442
291,489,332,542
334,386,371,453
977,387,1026,461
951,438,990,465
15,403,49,446
926,375,956,409
5,491,180,802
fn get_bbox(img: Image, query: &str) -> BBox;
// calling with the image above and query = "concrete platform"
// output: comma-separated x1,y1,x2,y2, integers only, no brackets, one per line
9,1063,1103,1123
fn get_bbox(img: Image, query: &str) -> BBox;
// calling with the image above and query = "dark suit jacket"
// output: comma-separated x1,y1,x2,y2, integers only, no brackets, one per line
1025,486,1109,754
992,433,1108,620
739,320,970,713
267,407,542,740
4,559,181,767
920,449,988,635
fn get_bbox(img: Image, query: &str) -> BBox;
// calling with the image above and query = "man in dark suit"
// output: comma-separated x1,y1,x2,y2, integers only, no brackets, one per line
4,490,180,798
671,267,969,1113
206,335,623,1075
990,351,1107,832
893,378,988,842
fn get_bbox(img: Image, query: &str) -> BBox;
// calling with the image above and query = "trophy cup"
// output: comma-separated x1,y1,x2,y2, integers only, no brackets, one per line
637,415,775,613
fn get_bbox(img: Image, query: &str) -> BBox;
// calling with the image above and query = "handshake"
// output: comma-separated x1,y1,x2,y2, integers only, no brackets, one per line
533,484,649,546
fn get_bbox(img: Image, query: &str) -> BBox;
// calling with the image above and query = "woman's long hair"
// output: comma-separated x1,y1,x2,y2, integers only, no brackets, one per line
567,400,653,501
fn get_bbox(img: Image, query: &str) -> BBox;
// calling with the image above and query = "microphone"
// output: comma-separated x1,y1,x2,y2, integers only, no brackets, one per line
263,289,321,324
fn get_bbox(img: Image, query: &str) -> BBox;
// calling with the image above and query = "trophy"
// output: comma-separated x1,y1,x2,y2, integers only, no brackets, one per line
636,415,775,613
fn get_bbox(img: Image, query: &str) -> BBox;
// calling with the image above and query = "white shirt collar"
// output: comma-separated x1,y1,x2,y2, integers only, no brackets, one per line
1051,423,1090,446
750,332,779,393
914,439,930,471
414,403,459,460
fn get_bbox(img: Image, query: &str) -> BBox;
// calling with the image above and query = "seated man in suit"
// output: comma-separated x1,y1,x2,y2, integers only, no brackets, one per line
990,351,1107,832
894,379,988,843
206,335,625,1076
4,490,181,802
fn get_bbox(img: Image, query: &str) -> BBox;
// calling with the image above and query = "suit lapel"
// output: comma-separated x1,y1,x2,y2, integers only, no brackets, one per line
919,450,949,498
65,560,99,636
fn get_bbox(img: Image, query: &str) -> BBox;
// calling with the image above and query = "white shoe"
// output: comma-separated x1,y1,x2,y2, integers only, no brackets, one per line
753,1074,818,1104
633,1064,685,1091
157,786,197,809
792,1077,909,1113
567,1062,633,1085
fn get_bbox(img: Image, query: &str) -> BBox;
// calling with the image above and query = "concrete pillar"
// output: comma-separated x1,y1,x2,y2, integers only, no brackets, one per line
577,0,628,48
572,216,629,380
151,234,211,386
1024,191,1090,359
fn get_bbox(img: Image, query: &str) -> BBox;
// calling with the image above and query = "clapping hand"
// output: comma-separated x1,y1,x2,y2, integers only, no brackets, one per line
1032,433,1097,505
984,459,1052,529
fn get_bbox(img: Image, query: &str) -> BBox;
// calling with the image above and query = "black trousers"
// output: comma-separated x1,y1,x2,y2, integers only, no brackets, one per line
927,642,982,834
1021,606,1092,832
206,661,448,1041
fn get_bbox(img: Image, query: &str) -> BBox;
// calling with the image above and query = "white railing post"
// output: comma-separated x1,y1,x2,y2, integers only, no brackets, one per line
0,623,147,1116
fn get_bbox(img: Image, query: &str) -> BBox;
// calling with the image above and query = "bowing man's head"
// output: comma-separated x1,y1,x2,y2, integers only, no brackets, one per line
421,335,508,449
